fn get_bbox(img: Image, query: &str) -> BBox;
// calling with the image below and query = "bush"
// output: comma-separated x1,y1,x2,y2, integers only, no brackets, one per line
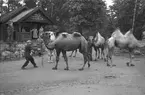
0,40,47,62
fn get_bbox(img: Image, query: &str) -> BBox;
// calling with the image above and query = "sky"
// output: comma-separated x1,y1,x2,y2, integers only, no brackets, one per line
104,0,114,8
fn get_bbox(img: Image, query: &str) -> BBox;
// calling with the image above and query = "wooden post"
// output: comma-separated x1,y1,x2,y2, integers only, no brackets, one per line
18,23,21,41
132,0,138,33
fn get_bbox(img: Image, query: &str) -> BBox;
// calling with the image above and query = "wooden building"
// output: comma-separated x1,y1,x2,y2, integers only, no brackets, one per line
0,6,53,41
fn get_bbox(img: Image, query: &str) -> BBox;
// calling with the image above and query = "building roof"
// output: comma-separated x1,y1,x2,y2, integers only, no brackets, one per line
0,6,28,23
12,7,54,24
10,8,34,23
0,6,54,25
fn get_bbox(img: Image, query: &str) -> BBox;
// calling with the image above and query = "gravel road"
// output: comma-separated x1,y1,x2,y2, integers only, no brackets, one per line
0,51,145,95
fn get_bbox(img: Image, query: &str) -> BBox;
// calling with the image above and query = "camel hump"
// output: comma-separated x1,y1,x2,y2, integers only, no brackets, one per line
61,32,68,38
73,32,81,37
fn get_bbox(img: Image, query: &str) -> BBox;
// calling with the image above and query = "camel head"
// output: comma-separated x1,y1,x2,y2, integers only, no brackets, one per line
40,31,56,50
40,31,55,40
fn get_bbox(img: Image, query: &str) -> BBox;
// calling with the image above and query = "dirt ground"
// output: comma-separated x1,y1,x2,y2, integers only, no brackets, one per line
0,51,145,95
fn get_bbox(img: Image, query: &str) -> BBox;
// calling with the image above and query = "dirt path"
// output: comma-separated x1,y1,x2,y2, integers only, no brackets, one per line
0,52,145,95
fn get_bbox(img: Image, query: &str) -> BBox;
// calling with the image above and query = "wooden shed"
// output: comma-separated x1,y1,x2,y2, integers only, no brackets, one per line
0,6,54,41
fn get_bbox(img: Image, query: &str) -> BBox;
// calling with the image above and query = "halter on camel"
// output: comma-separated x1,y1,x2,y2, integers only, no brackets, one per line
93,32,106,61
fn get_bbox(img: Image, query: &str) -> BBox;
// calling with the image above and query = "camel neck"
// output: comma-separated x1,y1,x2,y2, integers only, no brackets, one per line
43,38,55,50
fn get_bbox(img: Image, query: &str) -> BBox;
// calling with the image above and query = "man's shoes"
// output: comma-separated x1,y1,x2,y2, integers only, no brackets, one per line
21,67,26,70
34,66,38,68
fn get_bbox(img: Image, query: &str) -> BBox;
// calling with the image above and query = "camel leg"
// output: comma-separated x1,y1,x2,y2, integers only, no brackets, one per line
106,47,115,67
47,50,51,63
87,53,90,68
95,51,97,61
69,51,74,57
107,53,112,67
102,48,106,62
79,53,88,71
49,50,53,62
52,50,61,70
97,48,99,59
106,51,111,67
100,48,103,59
127,51,135,67
98,48,101,59
94,48,98,61
101,48,104,60
96,48,99,59
110,48,116,67
73,50,77,57
89,47,92,61
53,49,56,56
99,48,102,59
106,55,109,66
62,50,69,70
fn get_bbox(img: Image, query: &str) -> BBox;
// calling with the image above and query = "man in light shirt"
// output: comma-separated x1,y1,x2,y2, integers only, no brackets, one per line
31,26,38,39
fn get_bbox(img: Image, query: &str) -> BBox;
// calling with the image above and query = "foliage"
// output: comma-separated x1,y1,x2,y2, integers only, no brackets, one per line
24,0,36,8
62,0,108,34
110,0,145,40
0,0,23,14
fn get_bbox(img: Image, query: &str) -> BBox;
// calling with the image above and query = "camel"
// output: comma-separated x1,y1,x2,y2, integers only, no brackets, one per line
93,32,106,61
38,31,56,63
40,32,90,70
45,31,56,63
106,28,143,67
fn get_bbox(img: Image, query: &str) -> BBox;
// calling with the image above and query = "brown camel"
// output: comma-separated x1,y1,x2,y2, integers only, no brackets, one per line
106,28,143,67
93,32,106,61
40,32,90,71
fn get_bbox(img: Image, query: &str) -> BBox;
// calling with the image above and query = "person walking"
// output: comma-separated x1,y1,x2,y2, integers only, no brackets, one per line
21,40,38,69
39,26,44,37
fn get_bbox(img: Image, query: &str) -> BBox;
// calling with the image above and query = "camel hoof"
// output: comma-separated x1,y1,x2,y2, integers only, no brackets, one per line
104,59,107,62
130,64,135,66
79,68,84,71
107,64,110,67
52,67,57,70
126,62,130,66
112,64,116,67
73,56,76,57
88,64,90,68
64,68,69,70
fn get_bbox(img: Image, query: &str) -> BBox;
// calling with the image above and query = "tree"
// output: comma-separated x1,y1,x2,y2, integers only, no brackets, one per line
24,0,36,8
0,0,23,15
110,0,145,39
62,0,108,34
